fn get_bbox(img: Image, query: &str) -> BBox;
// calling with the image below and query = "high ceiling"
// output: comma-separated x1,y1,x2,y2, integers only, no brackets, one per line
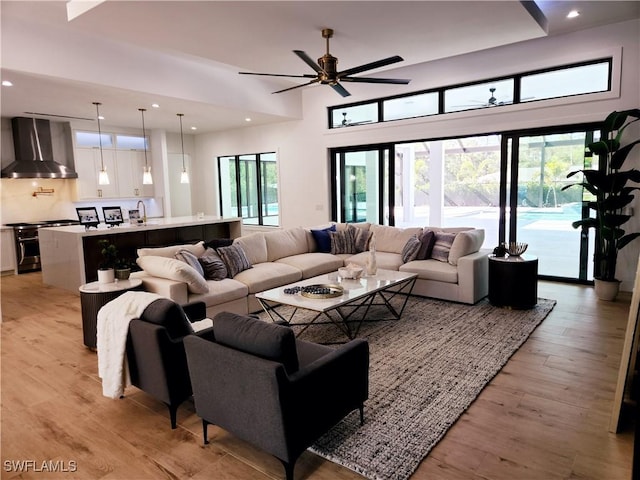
1,1,639,133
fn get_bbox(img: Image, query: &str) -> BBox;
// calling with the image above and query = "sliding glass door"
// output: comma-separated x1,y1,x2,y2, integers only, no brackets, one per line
504,130,597,280
330,125,598,281
332,147,391,224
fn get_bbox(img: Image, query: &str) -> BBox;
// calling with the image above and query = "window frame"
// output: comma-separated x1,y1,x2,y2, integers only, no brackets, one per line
327,57,613,129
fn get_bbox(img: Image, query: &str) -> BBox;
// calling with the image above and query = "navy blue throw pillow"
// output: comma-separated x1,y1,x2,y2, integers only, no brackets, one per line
311,225,336,253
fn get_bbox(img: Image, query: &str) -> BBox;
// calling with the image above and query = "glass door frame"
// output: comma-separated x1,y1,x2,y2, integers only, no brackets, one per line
500,122,600,284
330,144,394,225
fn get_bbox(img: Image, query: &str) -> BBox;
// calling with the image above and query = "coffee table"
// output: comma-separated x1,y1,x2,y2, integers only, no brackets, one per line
255,269,417,340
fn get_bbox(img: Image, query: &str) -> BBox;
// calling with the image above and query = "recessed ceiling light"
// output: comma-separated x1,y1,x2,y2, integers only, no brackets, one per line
245,117,252,122
98,115,105,120
190,126,197,130
151,103,160,108
567,10,580,19
2,80,13,87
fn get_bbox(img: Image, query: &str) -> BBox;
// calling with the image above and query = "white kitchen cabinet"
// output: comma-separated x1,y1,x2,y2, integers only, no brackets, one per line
75,148,118,199
1,228,16,273
75,148,153,199
115,150,154,198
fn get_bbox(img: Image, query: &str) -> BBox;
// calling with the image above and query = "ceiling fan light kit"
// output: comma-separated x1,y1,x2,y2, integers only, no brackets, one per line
239,28,410,97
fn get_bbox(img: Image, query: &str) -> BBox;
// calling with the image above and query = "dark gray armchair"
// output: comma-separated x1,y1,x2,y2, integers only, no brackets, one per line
184,312,369,480
126,299,213,429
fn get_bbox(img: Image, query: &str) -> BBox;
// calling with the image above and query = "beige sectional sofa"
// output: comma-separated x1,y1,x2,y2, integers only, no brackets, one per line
132,223,489,318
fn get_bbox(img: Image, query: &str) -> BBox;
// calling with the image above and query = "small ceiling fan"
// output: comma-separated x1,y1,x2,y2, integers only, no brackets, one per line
455,87,511,108
239,28,411,97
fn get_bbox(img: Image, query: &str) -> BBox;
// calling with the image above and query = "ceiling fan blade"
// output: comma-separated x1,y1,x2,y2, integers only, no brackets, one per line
341,76,410,85
294,50,323,73
331,83,351,97
239,72,316,79
272,79,320,94
338,55,404,78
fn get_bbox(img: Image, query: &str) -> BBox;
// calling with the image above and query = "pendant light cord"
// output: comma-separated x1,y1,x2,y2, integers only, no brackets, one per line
139,108,148,168
93,102,105,170
178,113,185,170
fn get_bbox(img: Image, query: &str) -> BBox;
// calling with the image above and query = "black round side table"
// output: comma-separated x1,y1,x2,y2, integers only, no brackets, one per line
488,254,538,309
79,278,143,349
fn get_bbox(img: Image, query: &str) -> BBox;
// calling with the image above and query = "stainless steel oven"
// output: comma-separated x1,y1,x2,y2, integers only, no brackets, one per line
7,220,80,273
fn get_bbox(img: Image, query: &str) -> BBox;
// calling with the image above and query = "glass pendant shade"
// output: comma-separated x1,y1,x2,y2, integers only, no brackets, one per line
98,168,110,185
139,108,153,185
93,101,110,185
177,113,189,184
142,165,153,185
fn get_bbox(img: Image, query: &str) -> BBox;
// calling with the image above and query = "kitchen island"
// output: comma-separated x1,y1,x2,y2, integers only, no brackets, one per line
39,216,242,293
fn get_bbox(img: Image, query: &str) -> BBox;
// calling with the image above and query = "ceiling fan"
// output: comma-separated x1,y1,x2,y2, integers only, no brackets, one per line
453,87,533,109
239,28,411,97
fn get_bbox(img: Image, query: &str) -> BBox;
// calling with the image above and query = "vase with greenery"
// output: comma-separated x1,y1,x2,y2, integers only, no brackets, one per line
115,257,133,280
563,108,640,299
98,239,118,283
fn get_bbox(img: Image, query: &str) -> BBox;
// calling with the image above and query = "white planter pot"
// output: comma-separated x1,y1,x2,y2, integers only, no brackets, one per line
98,268,115,284
594,278,620,301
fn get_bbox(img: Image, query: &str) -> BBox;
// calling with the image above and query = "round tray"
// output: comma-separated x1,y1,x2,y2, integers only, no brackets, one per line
300,284,344,299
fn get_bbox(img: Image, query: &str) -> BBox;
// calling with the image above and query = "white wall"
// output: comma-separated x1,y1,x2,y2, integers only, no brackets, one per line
193,19,640,288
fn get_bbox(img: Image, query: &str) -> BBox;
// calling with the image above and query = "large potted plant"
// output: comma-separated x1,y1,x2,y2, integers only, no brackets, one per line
97,239,118,284
563,108,640,300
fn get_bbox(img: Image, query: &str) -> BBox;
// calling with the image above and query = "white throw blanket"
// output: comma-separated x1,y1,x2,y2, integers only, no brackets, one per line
97,291,163,399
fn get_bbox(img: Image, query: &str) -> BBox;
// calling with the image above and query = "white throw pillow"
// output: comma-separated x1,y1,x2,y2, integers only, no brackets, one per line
137,241,206,259
448,229,485,265
136,255,209,294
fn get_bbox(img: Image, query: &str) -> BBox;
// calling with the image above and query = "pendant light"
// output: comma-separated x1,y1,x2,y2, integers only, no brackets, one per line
93,102,110,185
177,113,189,184
139,108,153,185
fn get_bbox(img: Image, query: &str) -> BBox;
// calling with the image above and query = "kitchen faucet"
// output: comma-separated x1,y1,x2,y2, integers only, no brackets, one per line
136,200,147,224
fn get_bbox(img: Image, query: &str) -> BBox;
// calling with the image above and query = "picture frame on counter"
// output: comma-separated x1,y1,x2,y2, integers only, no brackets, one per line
102,207,123,227
76,207,100,229
128,209,141,225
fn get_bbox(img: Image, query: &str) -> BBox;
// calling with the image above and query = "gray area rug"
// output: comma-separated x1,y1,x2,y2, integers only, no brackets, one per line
263,296,556,480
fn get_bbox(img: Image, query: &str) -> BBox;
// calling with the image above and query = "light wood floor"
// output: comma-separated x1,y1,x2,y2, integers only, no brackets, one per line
1,273,635,480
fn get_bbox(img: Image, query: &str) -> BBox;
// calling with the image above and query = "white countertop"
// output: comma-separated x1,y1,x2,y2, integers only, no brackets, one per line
38,215,241,237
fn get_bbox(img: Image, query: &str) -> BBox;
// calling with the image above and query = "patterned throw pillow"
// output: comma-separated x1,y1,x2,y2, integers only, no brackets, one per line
417,230,436,260
430,232,458,262
198,248,228,280
217,244,252,278
175,249,205,278
329,229,356,255
348,224,373,253
401,235,422,263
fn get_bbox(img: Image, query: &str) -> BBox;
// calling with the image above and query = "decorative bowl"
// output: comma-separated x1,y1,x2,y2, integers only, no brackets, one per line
506,242,528,256
338,266,363,279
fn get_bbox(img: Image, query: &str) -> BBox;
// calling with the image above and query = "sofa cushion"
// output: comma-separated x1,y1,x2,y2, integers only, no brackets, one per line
136,255,209,294
264,227,309,262
401,236,421,263
188,278,249,306
234,233,268,265
400,259,459,284
213,312,299,374
310,225,336,253
369,224,423,254
448,229,485,265
140,298,194,339
276,252,344,279
330,229,356,254
417,230,436,260
431,232,457,262
137,241,206,259
234,262,302,294
175,249,205,278
217,244,252,278
198,248,227,280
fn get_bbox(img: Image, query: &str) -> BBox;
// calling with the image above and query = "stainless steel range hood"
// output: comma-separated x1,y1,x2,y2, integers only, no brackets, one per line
1,117,78,179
